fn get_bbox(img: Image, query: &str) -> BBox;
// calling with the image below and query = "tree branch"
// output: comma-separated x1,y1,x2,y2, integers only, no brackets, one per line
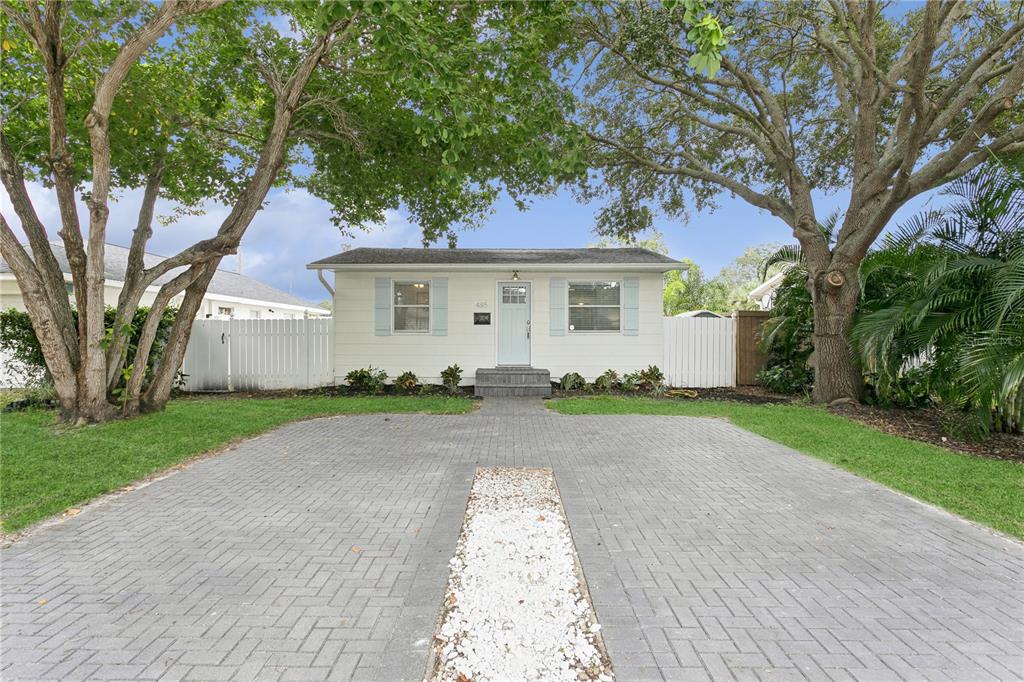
0,212,78,410
587,131,795,224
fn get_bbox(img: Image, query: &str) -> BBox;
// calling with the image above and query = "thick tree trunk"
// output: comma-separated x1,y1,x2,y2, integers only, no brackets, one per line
0,218,79,419
141,263,219,413
808,263,862,404
122,267,203,417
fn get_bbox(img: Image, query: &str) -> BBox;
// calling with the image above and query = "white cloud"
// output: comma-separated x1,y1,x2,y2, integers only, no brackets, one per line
0,182,425,302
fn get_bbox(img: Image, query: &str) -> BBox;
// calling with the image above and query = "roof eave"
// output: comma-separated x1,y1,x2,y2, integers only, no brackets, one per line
306,262,686,273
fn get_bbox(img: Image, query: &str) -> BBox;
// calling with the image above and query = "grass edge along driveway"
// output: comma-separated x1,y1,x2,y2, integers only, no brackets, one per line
549,396,1023,540
1,395,474,534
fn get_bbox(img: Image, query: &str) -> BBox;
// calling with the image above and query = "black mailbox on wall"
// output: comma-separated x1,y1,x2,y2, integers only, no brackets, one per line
474,313,491,325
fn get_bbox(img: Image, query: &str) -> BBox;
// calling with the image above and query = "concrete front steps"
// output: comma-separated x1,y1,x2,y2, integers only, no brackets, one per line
474,367,552,397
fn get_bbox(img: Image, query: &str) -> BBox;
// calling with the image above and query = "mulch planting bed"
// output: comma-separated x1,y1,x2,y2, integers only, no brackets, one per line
173,385,479,400
837,404,1023,463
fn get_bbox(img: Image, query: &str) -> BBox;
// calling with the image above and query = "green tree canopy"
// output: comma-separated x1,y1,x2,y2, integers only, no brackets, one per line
0,0,575,422
569,1,1024,403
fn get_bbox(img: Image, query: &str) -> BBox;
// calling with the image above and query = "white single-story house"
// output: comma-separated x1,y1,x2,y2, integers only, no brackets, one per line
748,267,792,310
308,247,684,395
1,242,329,320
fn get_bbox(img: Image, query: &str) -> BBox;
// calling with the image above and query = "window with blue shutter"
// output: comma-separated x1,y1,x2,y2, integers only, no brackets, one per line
431,277,448,336
374,277,390,336
549,278,566,336
623,277,639,336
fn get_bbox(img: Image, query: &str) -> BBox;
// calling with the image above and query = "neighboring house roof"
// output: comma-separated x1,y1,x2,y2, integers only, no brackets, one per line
748,268,790,301
2,242,320,309
675,310,725,318
309,247,684,270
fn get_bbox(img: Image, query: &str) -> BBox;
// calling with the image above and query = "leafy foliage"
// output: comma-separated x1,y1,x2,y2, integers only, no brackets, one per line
0,308,47,384
560,372,587,391
0,306,176,391
760,158,1023,430
395,371,419,393
344,367,387,394
855,158,1024,434
620,371,640,392
1,3,578,243
863,366,934,409
440,364,463,393
636,365,666,393
0,1,579,421
592,369,620,391
569,1,1024,404
757,267,815,395
755,364,814,396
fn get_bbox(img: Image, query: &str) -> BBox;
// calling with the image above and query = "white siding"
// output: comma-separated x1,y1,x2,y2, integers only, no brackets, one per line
331,270,665,384
0,276,326,319
662,316,736,387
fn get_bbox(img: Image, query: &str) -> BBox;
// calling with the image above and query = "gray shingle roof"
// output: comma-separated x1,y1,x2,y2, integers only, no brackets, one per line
2,242,319,308
309,247,681,267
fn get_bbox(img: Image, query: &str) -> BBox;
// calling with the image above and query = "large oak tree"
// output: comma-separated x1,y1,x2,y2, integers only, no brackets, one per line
572,0,1024,403
0,0,572,422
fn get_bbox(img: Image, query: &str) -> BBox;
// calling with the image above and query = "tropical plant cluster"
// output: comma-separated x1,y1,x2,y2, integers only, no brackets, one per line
344,364,464,395
559,366,666,394
758,159,1023,435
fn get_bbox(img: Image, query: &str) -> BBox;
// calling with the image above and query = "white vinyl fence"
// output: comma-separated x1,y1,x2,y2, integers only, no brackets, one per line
177,316,738,392
181,318,333,392
663,316,736,388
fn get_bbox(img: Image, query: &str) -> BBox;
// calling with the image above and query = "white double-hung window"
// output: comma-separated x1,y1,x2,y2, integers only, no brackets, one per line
393,281,430,332
568,281,621,332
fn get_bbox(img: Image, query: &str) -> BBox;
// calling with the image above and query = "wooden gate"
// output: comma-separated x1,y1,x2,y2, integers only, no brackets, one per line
734,310,771,385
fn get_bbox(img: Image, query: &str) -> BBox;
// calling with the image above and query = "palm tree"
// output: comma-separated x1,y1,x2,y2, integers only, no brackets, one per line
854,157,1024,434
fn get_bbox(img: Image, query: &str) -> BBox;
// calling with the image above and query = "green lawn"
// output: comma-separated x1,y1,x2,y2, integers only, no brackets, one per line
550,396,1024,539
0,395,474,533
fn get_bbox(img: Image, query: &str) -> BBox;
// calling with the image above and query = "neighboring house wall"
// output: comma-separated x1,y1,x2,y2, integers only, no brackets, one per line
747,268,789,311
331,269,664,384
0,275,326,319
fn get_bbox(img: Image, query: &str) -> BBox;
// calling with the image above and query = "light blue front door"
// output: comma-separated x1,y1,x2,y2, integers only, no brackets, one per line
497,282,531,365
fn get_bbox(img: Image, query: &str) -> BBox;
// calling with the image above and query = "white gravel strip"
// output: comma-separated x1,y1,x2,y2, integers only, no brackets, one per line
428,467,614,682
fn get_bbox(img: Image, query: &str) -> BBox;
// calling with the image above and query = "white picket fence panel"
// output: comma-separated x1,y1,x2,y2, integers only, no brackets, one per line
663,317,736,388
181,318,332,392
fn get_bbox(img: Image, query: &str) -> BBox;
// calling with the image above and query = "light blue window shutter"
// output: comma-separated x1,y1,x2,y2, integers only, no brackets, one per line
623,277,640,336
550,278,566,336
374,277,391,336
432,277,448,336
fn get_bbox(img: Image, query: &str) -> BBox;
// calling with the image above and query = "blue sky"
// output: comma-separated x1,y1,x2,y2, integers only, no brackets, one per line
1,4,947,305
2,178,944,305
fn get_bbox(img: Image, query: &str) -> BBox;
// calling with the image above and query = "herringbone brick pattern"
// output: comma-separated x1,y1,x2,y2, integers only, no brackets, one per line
2,401,1022,681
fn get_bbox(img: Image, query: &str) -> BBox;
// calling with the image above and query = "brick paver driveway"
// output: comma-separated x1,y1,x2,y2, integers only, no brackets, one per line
3,400,1022,681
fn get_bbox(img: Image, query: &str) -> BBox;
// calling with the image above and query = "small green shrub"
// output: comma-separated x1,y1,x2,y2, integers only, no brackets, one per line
621,371,641,392
440,364,463,393
593,369,620,391
560,371,587,391
637,365,665,392
756,266,815,395
864,365,933,408
395,371,419,393
756,364,814,396
345,367,387,393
